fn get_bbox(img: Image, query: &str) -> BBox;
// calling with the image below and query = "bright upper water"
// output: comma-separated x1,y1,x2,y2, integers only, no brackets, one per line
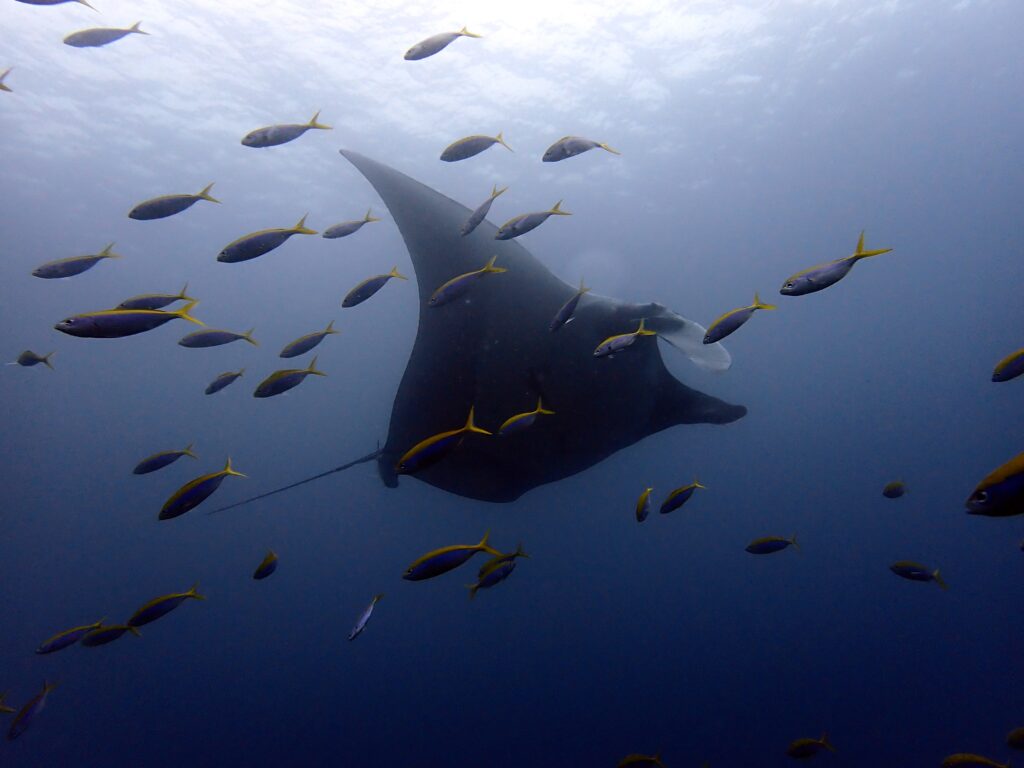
2,1,1023,766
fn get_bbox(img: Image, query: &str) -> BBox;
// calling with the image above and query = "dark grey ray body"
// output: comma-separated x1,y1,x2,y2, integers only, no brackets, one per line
339,150,745,503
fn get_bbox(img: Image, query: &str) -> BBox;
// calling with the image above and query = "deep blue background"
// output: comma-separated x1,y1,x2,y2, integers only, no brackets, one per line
1,1,1022,765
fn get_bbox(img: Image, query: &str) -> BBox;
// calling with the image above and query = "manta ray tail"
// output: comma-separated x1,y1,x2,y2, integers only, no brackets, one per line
205,448,382,515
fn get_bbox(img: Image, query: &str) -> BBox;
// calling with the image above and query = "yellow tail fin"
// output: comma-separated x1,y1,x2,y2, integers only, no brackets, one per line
293,214,318,235
364,208,381,222
495,131,513,152
492,184,508,198
187,582,207,600
177,282,194,301
598,142,621,155
242,328,259,347
636,318,657,337
223,457,247,478
99,243,121,258
933,569,947,590
483,255,507,274
129,21,148,35
464,406,493,436
325,320,339,334
459,26,483,38
578,277,590,294
536,397,555,415
175,300,204,326
308,110,332,130
853,230,892,259
550,200,572,215
182,443,198,459
389,266,409,280
753,292,777,311
306,356,327,377
197,183,220,203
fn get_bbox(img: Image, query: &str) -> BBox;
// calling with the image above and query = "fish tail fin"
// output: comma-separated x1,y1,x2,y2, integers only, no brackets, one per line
242,328,259,346
128,626,142,637
187,582,207,600
223,457,247,478
933,569,948,590
175,300,204,326
78,0,96,8
460,26,483,38
467,582,479,599
464,406,492,436
753,292,777,310
819,732,835,752
550,199,572,215
693,477,706,489
536,396,555,415
307,356,327,376
130,21,149,35
483,255,507,274
100,242,121,258
308,110,332,130
478,530,502,557
853,230,892,259
293,214,318,235
598,142,621,155
515,542,529,559
197,183,220,203
493,131,512,152
579,277,590,293
182,442,198,459
325,319,340,335
389,266,409,280
637,318,657,336
373,593,384,603
178,282,194,300
364,208,381,222
492,184,508,198
0,68,11,92
790,535,799,551
41,351,55,370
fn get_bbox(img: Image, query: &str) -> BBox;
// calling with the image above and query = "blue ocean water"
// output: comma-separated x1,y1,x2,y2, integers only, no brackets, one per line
1,1,1022,766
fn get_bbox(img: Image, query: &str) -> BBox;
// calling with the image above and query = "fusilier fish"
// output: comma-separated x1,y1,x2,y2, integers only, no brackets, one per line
404,27,482,60
35,619,103,654
63,21,147,48
13,350,54,369
461,184,507,236
476,544,528,578
593,319,657,358
280,321,339,357
403,531,501,581
0,68,12,93
395,407,491,475
32,243,120,279
636,487,653,522
440,132,512,162
497,397,555,436
253,550,278,580
6,682,57,741
343,267,407,308
348,593,383,640
659,479,705,514
133,443,197,475
322,209,380,239
16,0,94,6
941,754,1011,768
882,480,907,499
428,255,506,307
549,278,589,332
467,560,517,599
117,283,193,310
241,111,331,148
218,215,317,263
889,560,946,588
780,231,893,296
253,356,326,398
992,348,1024,383
179,327,257,348
80,625,140,647
746,535,798,555
542,136,620,162
703,292,776,344
786,732,835,758
160,457,245,520
495,200,570,240
55,300,202,339
127,583,205,627
205,369,244,395
128,183,219,220
966,452,1024,517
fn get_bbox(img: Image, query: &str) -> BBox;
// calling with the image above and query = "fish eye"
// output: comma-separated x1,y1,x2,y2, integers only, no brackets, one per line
974,490,989,503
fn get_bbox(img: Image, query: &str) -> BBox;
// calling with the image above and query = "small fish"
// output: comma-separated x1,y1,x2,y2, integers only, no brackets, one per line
440,132,512,162
254,356,326,398
0,68,12,93
593,318,657,358
746,535,798,555
992,348,1024,383
660,478,706,515
780,231,893,296
636,487,653,522
404,27,482,61
127,583,205,628
786,732,835,759
35,619,103,654
0,692,13,714
348,593,384,640
179,327,257,348
889,560,947,589
942,754,1011,768
461,184,507,237
55,300,202,339
217,214,318,263
241,111,331,148
495,200,570,240
1006,725,1024,749
966,452,1024,517
133,443,197,475
618,754,666,768
395,407,491,475
253,550,278,580
549,278,590,332
205,369,244,395
280,320,339,357
476,543,529,579
703,293,776,344
882,480,907,499
64,21,147,48
428,255,506,308
129,183,219,220
16,0,94,6
542,136,620,162
117,283,194,310
343,267,408,308
403,531,502,581
32,242,120,279
160,457,246,520
497,397,555,436
80,624,141,647
322,209,381,239
13,350,54,369
6,681,58,741
467,560,517,599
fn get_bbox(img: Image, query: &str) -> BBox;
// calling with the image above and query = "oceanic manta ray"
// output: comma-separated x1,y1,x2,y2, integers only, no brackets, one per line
213,150,745,511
